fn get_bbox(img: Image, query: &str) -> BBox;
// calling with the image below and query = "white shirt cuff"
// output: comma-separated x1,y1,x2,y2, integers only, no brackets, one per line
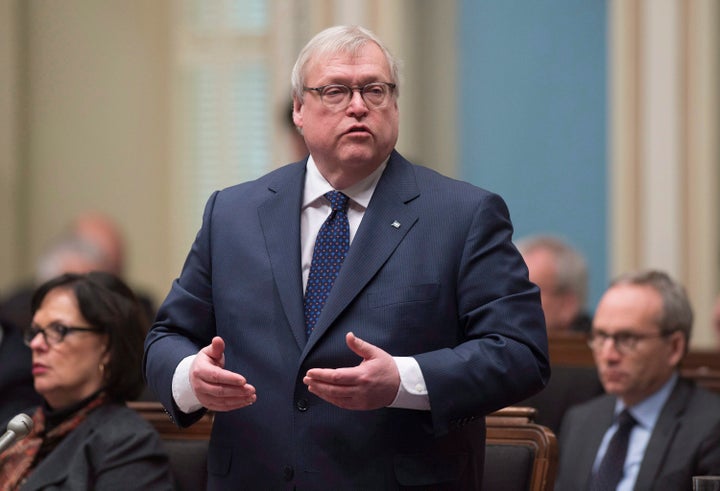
390,356,431,410
172,354,204,413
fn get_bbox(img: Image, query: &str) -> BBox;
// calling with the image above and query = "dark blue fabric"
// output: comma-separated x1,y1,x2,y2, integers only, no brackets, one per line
143,151,550,489
304,191,349,337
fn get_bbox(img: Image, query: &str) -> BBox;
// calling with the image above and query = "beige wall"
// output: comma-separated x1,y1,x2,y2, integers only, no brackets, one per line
2,0,172,302
0,0,21,286
610,0,720,348
0,0,457,305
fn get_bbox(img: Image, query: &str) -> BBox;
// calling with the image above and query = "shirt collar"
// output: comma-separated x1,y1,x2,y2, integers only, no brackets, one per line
615,371,679,430
302,155,388,210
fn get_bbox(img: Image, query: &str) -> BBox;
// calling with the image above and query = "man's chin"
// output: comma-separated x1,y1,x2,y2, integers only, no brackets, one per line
337,151,382,170
601,381,626,397
336,144,373,160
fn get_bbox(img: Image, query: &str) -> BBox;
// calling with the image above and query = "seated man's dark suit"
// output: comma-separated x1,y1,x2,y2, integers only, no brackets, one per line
555,377,720,491
144,151,550,490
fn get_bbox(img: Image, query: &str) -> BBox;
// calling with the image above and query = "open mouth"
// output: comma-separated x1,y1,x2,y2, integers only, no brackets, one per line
345,125,370,135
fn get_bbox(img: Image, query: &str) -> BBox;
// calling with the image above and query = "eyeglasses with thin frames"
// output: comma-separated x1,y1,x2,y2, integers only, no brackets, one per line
23,322,105,347
587,329,674,355
303,82,396,111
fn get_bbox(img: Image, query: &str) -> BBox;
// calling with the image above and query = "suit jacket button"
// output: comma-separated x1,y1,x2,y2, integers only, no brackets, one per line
283,465,294,481
296,398,308,412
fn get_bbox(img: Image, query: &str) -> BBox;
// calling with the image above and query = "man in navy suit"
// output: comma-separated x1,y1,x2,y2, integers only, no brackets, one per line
144,25,549,490
555,270,720,490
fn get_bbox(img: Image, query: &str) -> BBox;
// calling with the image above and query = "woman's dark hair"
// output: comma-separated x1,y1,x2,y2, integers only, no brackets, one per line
30,271,146,402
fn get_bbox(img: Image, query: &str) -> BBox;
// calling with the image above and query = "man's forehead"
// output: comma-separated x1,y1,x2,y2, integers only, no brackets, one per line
602,283,661,305
308,45,389,75
594,287,662,328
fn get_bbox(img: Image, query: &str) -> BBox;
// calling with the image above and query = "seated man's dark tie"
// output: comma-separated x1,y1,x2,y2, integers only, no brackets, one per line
589,409,637,491
304,191,350,337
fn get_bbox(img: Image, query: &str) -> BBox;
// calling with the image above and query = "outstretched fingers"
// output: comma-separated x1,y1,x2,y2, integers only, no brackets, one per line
191,336,257,411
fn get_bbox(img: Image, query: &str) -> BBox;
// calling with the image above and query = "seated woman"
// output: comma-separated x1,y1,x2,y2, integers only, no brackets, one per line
0,272,172,490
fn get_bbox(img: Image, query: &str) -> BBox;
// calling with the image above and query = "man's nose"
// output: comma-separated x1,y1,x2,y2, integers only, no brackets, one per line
346,90,369,114
598,338,623,359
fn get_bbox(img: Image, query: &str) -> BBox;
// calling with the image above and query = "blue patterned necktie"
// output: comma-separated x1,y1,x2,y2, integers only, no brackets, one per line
304,191,350,337
590,409,637,491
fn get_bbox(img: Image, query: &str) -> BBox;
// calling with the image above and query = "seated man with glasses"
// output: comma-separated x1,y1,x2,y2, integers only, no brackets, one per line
555,270,720,491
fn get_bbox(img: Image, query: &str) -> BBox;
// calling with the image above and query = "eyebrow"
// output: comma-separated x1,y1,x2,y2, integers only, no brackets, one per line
591,327,657,335
32,321,80,329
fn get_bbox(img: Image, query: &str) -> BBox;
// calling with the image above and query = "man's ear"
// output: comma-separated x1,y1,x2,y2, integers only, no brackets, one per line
292,97,303,129
668,330,686,367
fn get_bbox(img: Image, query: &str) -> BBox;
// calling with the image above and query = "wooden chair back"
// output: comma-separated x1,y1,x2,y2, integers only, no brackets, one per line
484,407,558,491
128,401,212,491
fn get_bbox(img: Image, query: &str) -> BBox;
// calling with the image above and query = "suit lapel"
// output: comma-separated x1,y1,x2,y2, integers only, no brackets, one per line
635,378,688,490
304,152,420,352
258,163,307,350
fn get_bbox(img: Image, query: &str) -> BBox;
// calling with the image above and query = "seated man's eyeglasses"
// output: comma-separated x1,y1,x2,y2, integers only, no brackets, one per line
303,82,396,111
587,329,675,354
23,322,105,347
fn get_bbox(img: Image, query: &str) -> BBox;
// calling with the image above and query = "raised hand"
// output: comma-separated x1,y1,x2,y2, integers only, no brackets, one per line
303,332,400,410
190,336,257,411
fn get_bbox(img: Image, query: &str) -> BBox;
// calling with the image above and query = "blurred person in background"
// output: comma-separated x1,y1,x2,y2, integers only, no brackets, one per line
0,272,172,490
1,212,155,334
70,212,126,277
518,234,592,333
555,270,720,490
69,212,156,323
0,234,112,334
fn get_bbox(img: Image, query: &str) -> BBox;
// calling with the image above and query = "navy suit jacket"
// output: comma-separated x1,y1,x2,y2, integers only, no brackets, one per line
555,378,720,491
144,151,549,489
